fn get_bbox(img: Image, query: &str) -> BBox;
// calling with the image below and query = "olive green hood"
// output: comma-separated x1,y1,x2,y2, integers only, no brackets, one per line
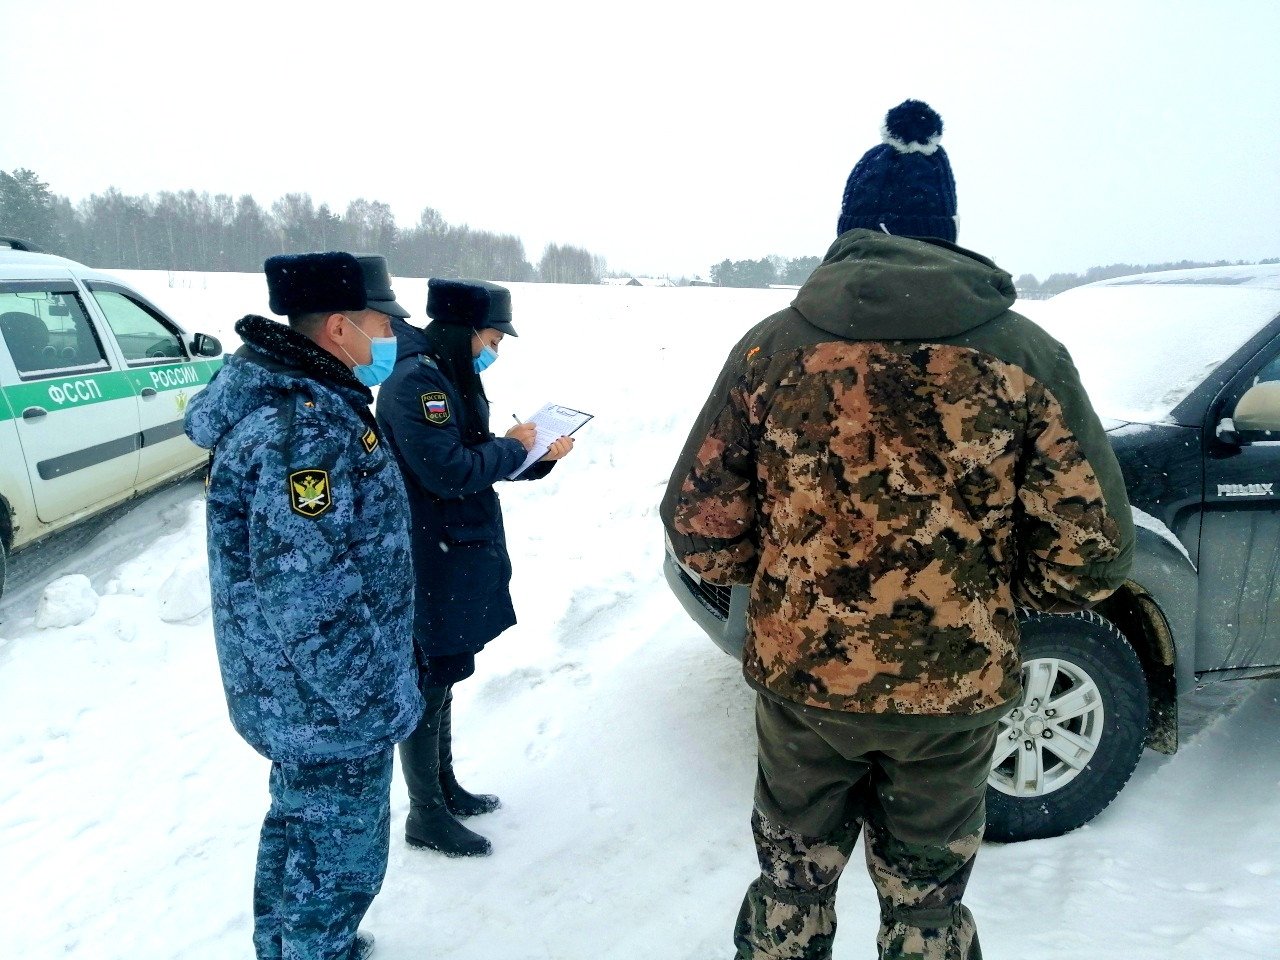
792,229,1017,341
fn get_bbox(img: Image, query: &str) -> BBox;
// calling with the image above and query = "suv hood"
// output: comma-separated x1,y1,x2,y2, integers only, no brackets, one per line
793,230,1018,341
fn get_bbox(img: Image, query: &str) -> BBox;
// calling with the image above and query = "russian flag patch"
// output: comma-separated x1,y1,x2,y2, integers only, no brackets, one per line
421,391,450,425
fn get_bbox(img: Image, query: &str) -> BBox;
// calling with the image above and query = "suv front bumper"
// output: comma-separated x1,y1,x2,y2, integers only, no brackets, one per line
662,547,749,658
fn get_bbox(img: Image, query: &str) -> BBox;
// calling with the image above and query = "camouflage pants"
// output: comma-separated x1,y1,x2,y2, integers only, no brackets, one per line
253,749,393,960
734,694,995,960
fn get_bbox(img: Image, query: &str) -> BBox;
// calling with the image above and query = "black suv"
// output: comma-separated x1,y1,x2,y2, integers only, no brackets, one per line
664,263,1280,842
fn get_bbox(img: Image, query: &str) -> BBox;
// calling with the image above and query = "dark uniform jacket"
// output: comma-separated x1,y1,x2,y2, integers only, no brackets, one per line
375,317,553,657
185,315,424,763
662,230,1134,723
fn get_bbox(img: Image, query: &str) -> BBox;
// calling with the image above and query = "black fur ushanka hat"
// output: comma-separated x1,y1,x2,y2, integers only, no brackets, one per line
264,252,367,316
426,278,518,336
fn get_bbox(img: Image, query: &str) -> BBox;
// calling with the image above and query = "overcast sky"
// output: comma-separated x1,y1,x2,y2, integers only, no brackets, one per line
2,0,1277,279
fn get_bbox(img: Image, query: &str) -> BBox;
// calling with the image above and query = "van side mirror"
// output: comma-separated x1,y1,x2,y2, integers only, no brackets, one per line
189,333,223,358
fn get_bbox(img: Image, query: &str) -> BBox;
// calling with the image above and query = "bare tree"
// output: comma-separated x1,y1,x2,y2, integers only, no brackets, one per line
538,243,604,284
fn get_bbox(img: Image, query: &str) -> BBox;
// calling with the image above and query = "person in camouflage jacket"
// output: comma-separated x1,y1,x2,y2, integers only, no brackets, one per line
662,102,1133,960
186,252,423,960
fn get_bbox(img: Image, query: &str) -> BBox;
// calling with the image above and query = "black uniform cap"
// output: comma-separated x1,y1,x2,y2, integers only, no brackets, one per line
426,278,517,336
356,254,410,318
265,251,410,318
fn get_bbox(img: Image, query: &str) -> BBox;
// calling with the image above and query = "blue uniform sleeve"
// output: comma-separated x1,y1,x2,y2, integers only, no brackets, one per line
246,411,387,721
511,459,555,482
377,360,527,499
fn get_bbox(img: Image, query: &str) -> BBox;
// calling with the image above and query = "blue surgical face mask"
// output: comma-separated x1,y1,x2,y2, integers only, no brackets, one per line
473,342,498,374
345,320,397,387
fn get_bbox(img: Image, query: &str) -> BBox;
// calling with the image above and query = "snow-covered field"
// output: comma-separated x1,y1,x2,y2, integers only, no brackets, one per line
2,272,1278,959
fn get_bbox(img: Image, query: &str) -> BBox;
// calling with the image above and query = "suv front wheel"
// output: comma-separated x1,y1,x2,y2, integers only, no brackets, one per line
985,610,1149,842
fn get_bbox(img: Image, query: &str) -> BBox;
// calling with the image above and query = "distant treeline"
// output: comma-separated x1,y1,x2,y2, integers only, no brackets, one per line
1015,259,1280,300
709,255,822,288
0,168,606,284
710,254,1280,294
9,168,1274,293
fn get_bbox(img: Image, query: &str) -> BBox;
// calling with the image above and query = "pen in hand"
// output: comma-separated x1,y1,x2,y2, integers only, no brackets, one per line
506,414,537,453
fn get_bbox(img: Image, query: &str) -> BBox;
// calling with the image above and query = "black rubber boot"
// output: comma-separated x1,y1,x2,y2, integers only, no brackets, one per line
439,686,502,819
350,931,376,959
398,684,492,857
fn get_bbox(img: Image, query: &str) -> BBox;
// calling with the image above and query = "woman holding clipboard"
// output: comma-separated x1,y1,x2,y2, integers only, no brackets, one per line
376,278,574,857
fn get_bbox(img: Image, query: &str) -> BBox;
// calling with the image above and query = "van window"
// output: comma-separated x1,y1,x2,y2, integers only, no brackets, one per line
91,290,186,364
0,291,110,377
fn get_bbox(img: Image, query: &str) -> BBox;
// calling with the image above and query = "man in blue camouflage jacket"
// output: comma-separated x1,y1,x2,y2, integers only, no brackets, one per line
185,252,424,960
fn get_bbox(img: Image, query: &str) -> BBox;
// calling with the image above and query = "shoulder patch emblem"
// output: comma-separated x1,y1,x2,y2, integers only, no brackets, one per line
421,391,450,425
746,346,761,361
289,469,332,518
361,428,378,454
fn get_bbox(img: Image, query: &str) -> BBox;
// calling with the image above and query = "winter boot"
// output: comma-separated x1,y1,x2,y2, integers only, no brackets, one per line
399,684,493,857
350,931,376,959
439,686,501,818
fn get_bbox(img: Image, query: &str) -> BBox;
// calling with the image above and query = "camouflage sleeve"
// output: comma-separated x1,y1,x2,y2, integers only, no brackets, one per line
660,343,759,585
247,413,388,722
1015,347,1135,611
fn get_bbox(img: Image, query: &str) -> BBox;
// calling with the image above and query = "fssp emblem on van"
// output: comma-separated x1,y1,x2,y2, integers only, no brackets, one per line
1217,482,1274,497
289,469,332,518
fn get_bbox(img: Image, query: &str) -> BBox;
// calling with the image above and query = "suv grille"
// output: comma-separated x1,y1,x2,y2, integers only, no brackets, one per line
681,571,732,620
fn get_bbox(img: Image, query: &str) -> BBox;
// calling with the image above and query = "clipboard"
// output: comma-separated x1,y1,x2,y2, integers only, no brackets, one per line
507,403,593,479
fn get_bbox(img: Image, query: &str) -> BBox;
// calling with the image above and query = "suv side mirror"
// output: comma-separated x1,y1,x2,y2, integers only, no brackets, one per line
189,332,223,358
1233,381,1280,435
1215,417,1241,446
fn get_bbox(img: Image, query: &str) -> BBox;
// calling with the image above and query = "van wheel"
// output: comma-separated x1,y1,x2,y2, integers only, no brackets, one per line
985,610,1148,842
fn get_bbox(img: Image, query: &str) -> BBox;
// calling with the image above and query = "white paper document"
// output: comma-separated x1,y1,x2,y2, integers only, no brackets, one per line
507,403,593,479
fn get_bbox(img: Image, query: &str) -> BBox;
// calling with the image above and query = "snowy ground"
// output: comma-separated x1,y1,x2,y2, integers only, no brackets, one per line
2,273,1278,959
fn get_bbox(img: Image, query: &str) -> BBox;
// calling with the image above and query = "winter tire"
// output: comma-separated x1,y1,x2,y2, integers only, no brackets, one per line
984,610,1148,842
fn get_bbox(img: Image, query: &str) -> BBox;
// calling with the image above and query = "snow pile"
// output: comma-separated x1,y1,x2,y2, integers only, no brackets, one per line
1,273,1277,960
34,575,98,629
157,559,211,624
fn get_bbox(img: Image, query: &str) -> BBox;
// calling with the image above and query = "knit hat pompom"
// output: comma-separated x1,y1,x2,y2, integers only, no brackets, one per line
881,100,944,155
836,99,957,242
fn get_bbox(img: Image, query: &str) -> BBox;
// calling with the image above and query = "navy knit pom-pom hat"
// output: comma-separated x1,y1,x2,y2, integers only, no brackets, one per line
837,100,957,242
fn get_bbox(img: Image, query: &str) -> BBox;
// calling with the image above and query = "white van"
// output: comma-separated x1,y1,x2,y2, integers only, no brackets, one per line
0,238,224,595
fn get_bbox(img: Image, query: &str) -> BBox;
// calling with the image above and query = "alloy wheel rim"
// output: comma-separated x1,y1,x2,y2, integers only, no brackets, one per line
989,656,1106,798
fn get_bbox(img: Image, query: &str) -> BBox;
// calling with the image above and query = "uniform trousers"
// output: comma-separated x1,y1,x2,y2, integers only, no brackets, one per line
253,748,393,960
736,693,998,960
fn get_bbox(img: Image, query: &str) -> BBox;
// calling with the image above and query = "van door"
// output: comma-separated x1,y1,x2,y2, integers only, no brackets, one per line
0,376,34,551
85,283,217,486
0,282,140,524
